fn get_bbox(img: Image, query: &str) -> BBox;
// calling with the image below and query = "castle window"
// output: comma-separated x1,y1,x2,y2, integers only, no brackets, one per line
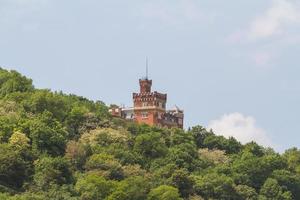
158,113,162,119
142,102,148,107
178,119,183,124
142,112,148,119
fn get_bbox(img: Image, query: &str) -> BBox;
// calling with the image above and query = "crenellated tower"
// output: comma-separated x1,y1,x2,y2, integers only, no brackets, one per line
133,78,167,127
109,66,184,129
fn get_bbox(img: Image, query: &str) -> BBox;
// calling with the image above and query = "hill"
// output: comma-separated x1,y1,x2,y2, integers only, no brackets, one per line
0,68,299,200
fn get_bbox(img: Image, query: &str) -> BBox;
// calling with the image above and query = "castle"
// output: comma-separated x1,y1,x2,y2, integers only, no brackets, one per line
109,77,184,129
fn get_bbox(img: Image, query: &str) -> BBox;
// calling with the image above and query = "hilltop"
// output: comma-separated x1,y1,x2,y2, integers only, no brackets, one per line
0,68,299,200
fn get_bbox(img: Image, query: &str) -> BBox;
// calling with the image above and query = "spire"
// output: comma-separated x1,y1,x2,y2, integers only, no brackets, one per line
146,57,149,80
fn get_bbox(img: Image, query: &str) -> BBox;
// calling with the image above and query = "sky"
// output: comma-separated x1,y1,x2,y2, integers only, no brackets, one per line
0,0,299,152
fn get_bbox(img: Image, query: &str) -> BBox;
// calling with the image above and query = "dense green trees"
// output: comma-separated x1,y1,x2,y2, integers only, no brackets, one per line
0,68,300,199
148,185,182,200
76,174,115,200
0,68,33,96
0,144,31,189
33,156,73,189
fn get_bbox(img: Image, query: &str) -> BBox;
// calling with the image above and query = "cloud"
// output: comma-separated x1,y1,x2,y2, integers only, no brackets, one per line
229,0,300,43
226,0,300,68
249,0,300,40
208,113,274,148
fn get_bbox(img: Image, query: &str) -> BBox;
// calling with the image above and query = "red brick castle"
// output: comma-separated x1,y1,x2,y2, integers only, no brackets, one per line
110,77,184,129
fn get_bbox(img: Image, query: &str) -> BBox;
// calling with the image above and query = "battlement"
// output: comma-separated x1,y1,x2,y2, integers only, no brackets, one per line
133,91,167,101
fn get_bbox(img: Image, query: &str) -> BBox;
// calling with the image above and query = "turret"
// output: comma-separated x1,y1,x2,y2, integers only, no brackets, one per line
139,78,152,93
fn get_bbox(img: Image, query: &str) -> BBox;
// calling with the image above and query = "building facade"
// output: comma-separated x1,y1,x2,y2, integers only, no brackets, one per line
109,78,184,129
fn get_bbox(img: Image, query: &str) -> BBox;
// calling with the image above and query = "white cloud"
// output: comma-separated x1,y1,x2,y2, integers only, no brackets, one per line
226,0,300,67
229,0,300,43
208,113,275,148
249,0,300,40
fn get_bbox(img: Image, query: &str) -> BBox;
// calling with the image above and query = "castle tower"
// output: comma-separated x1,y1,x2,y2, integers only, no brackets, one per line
133,78,167,127
109,66,184,129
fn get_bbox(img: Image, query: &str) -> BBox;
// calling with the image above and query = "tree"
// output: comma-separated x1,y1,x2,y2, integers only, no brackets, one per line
189,126,211,148
259,178,292,200
9,131,30,150
22,90,68,122
0,193,11,200
283,148,300,172
171,169,194,198
64,106,89,138
271,170,300,199
235,185,258,200
147,185,182,200
134,132,168,159
231,152,285,189
65,141,91,170
203,134,241,154
8,192,44,200
0,115,17,142
243,142,265,157
33,156,73,190
0,144,30,189
170,128,194,147
0,68,34,96
85,153,124,180
80,128,129,147
28,111,67,156
194,173,236,200
75,174,115,200
107,176,150,200
198,148,229,165
167,143,201,171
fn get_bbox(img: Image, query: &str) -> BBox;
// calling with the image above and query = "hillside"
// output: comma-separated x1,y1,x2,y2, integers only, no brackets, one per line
0,68,299,200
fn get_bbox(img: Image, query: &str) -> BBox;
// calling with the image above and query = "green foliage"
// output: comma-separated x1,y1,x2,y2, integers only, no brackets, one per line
171,169,194,198
167,143,201,171
9,131,30,150
231,152,286,189
85,153,124,180
134,132,168,159
28,111,68,156
234,185,258,200
107,176,150,200
65,141,91,170
271,170,300,199
194,173,236,200
0,68,33,96
33,156,73,189
0,115,18,142
0,144,31,189
0,68,299,199
75,174,115,200
0,193,10,200
259,178,292,200
147,185,182,200
283,148,300,172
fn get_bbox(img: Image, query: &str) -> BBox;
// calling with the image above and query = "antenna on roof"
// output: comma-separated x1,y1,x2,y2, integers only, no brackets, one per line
146,57,149,79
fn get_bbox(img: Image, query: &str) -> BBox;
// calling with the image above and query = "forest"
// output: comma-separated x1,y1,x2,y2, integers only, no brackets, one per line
0,68,299,200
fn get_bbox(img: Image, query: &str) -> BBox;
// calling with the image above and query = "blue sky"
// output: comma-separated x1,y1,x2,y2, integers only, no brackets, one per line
1,0,299,152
